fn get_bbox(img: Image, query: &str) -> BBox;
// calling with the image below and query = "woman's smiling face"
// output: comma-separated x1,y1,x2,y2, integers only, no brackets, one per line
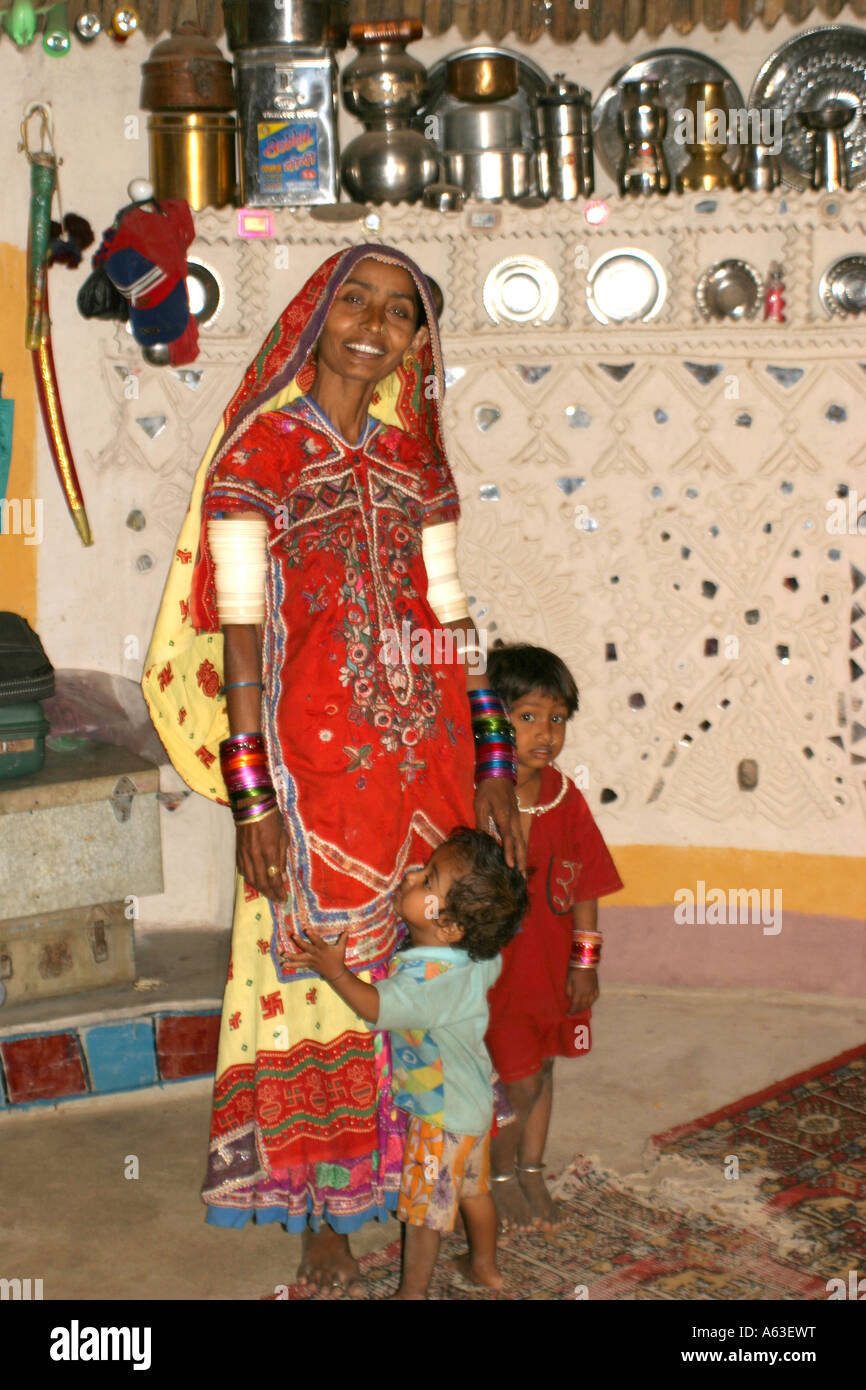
316,258,429,386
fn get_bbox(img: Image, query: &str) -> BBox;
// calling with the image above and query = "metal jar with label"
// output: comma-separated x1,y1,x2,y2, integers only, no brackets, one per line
534,74,594,201
235,46,339,206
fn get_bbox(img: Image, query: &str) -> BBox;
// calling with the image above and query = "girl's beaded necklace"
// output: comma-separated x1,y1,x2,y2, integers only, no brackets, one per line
516,768,567,817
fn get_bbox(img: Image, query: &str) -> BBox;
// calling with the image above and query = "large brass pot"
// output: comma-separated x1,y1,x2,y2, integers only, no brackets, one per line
148,112,238,210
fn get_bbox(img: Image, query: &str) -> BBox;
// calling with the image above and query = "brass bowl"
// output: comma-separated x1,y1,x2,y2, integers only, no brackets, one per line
446,54,519,104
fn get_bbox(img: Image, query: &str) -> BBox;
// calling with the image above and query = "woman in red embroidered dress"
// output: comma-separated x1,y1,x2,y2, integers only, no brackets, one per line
144,245,522,1292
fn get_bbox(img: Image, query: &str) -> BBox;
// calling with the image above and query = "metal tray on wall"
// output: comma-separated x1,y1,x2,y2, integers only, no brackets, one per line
749,24,866,191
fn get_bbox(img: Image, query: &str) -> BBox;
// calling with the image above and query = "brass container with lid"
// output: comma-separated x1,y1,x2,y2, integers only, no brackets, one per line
142,23,238,210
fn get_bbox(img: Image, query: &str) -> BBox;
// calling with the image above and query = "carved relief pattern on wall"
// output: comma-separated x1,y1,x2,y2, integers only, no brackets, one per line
88,192,866,853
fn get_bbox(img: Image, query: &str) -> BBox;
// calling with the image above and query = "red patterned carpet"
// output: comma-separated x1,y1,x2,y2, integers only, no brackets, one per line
274,1043,866,1300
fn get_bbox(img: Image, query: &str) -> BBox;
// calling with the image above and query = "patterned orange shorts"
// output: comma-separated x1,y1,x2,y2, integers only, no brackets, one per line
397,1114,490,1231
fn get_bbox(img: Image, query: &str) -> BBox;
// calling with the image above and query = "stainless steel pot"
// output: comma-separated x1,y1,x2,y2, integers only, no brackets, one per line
222,0,349,51
342,126,439,204
443,104,521,151
443,147,533,201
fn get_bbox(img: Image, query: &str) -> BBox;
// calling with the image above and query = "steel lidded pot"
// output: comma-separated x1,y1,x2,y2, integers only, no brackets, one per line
533,73,593,200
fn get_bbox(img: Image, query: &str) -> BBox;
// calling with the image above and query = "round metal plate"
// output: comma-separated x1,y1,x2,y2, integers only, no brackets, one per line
186,259,223,325
586,247,667,324
592,47,745,185
749,25,866,191
482,255,559,326
819,254,866,317
695,259,763,321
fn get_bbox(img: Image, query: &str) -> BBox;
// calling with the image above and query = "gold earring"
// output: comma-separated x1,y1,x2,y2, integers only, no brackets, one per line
403,352,416,371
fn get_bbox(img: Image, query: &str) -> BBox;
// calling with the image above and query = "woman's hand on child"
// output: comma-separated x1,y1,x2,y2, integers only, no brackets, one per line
566,967,598,1013
287,927,349,982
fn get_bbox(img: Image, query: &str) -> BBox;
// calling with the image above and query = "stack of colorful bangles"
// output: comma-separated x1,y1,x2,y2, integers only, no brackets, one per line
570,931,602,971
219,732,277,825
468,688,518,784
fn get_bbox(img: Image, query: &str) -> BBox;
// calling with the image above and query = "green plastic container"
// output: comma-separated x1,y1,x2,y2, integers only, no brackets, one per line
0,701,49,779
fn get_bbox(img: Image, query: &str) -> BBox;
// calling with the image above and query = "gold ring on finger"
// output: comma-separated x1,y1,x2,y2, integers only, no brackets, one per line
266,865,279,878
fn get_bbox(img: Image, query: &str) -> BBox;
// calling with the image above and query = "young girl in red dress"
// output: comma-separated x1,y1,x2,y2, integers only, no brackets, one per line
484,644,624,1230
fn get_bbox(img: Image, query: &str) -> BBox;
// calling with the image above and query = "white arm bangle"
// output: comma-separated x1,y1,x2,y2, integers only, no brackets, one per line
422,520,469,624
207,516,269,625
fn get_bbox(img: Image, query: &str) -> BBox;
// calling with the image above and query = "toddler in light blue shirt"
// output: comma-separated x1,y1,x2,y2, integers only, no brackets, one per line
291,826,527,1300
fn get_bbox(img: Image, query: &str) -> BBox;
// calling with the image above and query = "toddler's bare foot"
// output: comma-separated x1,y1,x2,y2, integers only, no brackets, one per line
491,1172,534,1231
516,1167,563,1230
454,1252,504,1291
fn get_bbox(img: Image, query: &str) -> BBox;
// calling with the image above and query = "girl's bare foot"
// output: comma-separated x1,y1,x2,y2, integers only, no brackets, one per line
297,1225,363,1296
516,1167,563,1230
453,1252,504,1291
491,1173,534,1231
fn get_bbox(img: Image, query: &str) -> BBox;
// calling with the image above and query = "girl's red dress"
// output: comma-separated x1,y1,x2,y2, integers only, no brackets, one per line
486,764,623,1084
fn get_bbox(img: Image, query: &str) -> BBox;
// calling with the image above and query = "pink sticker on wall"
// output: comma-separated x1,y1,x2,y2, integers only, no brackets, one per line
237,209,275,239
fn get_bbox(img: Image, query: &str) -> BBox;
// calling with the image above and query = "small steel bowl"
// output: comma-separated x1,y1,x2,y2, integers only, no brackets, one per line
446,54,519,104
696,259,763,321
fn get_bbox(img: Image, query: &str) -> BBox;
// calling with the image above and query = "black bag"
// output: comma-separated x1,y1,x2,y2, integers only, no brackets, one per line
77,265,130,322
0,613,55,705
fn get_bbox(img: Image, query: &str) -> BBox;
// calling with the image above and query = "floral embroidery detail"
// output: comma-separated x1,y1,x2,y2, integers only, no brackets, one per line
195,745,216,768
229,1011,242,1030
318,729,333,742
256,938,270,955
243,881,260,902
306,987,318,1005
177,707,187,725
157,664,174,692
179,598,190,622
176,548,192,564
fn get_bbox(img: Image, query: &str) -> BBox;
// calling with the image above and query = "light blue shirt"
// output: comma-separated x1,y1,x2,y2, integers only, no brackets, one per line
375,946,501,1138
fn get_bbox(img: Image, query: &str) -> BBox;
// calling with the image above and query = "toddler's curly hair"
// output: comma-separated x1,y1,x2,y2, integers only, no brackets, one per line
440,827,528,962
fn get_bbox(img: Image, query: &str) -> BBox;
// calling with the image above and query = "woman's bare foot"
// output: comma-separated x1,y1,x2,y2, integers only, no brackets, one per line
491,1173,534,1231
453,1252,504,1291
297,1225,363,1296
516,1167,563,1229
